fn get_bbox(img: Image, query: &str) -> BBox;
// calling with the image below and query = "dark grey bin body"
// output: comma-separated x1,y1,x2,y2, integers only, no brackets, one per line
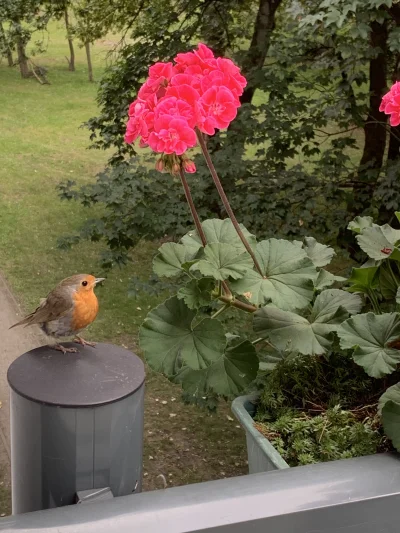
8,343,145,515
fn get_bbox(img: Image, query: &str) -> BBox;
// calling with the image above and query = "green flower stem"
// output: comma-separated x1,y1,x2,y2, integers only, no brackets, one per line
218,294,257,313
388,260,399,288
211,303,230,319
179,168,232,298
179,167,207,247
196,129,264,278
367,289,381,314
251,337,276,350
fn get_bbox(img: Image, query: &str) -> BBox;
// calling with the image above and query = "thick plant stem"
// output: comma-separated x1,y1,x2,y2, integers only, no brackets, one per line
196,130,264,277
219,295,257,313
179,168,207,246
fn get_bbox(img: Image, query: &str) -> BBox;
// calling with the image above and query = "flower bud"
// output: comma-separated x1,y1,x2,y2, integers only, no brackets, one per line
155,158,165,172
183,159,196,173
171,162,181,175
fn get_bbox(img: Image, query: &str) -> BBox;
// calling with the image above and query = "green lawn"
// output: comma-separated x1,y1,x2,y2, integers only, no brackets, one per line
0,21,248,499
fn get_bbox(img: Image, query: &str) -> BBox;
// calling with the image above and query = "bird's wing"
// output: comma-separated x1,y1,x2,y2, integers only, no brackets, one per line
10,288,73,328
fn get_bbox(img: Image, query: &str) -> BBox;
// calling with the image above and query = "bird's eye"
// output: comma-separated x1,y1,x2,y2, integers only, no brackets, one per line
82,281,88,287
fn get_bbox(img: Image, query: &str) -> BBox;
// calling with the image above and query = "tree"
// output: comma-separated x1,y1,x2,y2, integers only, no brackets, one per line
58,0,400,268
241,0,283,104
0,0,53,78
0,20,14,66
64,7,75,71
69,0,144,82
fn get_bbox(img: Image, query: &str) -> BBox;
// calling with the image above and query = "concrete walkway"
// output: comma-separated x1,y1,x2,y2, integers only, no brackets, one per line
0,272,45,479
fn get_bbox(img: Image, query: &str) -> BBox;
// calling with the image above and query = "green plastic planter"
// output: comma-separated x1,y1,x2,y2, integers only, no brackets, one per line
232,394,289,474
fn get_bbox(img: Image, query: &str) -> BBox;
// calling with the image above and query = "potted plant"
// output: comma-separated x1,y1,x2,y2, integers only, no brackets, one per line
125,43,400,475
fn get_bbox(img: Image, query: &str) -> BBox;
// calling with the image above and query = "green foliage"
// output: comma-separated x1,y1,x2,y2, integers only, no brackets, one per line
136,212,400,457
256,407,381,467
231,239,317,310
338,313,400,378
58,0,400,261
254,289,362,355
253,352,386,466
49,0,400,456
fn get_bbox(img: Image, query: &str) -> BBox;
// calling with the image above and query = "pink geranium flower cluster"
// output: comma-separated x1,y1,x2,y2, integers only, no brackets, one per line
380,81,400,126
125,43,247,171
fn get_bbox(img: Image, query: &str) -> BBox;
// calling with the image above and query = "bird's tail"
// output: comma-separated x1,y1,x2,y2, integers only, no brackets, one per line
9,314,35,330
9,298,46,330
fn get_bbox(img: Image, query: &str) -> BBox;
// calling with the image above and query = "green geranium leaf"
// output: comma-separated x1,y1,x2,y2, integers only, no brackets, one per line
378,383,400,415
190,243,253,281
177,278,215,309
231,239,317,310
311,289,362,322
357,225,400,260
174,340,258,397
347,216,375,234
173,366,209,398
303,236,335,267
382,400,400,452
253,290,361,356
208,341,259,396
337,313,400,378
181,218,256,252
153,242,199,278
347,266,379,294
139,297,226,375
254,307,328,355
314,269,346,290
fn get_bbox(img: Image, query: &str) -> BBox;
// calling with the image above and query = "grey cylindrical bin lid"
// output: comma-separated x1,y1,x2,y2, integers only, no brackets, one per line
8,343,145,515
8,342,145,407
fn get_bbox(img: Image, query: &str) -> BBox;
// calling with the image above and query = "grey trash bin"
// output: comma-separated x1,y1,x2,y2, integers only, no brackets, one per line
7,342,145,515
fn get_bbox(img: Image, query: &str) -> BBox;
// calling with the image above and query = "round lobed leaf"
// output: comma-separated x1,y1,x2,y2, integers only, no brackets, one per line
232,238,317,310
153,242,200,278
303,236,335,267
190,242,253,281
254,290,362,356
337,313,400,378
177,278,215,309
181,218,257,252
139,296,226,375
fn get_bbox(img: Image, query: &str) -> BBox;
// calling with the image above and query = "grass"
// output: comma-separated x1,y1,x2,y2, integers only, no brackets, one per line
0,20,248,509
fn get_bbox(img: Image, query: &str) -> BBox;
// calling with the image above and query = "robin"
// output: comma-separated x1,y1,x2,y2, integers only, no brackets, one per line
10,274,105,354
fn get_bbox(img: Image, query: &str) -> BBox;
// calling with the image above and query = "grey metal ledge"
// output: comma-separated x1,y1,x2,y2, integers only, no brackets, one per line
1,453,400,532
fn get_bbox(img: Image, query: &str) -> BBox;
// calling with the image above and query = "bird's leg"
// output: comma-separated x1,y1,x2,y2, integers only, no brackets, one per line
74,335,96,348
52,343,78,354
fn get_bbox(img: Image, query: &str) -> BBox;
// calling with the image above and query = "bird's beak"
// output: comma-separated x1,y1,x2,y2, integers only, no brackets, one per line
95,278,106,285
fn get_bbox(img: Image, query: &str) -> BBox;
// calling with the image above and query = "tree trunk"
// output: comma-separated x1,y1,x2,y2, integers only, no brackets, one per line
241,0,283,105
84,41,93,82
0,22,13,67
64,8,75,71
388,127,400,160
338,19,388,253
351,19,388,216
16,33,30,78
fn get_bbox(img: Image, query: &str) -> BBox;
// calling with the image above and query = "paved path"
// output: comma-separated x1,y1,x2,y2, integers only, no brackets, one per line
0,272,45,479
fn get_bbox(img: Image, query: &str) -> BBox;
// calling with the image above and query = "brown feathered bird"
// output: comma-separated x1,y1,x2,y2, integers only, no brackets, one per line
10,274,105,354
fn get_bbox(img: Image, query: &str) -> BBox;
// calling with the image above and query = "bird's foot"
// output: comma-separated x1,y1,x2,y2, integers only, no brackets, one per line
74,336,96,348
53,344,78,354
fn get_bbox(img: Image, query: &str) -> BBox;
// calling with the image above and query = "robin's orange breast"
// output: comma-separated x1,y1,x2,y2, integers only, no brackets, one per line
71,290,99,332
